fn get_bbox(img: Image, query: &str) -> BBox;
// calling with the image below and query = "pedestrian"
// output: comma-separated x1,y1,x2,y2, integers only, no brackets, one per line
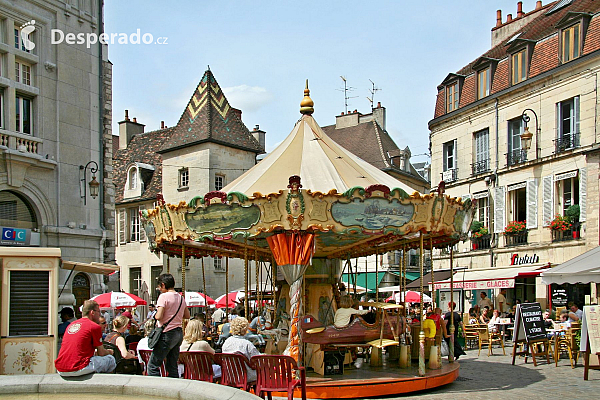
443,302,466,360
147,273,189,378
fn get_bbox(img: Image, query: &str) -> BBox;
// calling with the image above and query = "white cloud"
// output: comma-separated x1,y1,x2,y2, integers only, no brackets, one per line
223,85,274,112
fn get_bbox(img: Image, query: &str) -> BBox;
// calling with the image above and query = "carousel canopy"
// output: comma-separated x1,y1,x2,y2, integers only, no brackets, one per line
142,82,474,260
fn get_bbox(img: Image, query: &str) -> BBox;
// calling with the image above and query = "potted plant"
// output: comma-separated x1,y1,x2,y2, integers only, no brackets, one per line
471,226,489,250
549,214,571,231
470,221,484,250
503,221,527,235
565,205,580,239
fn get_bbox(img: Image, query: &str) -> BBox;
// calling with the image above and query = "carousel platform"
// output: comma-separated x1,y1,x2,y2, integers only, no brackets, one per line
285,359,459,399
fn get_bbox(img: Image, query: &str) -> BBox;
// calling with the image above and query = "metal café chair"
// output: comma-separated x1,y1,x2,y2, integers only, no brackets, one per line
218,352,256,392
138,349,167,377
179,351,216,382
251,355,306,400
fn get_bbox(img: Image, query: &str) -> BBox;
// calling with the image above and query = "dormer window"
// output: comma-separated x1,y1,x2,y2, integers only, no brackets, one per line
128,167,138,189
561,23,580,63
446,82,459,112
478,68,490,99
511,49,527,84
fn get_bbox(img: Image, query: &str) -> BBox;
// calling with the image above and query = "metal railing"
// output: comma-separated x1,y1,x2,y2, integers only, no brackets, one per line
505,231,528,246
441,168,458,182
507,149,527,166
471,235,491,250
554,133,580,154
552,226,581,242
471,159,490,176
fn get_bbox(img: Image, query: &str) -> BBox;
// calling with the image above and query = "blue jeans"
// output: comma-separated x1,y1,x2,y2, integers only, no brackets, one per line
148,327,183,378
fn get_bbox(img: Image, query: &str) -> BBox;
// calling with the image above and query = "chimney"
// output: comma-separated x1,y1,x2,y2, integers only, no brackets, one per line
118,110,145,149
372,103,386,131
132,117,137,123
492,1,546,47
161,121,165,129
496,10,502,27
536,1,542,10
231,108,242,120
507,13,513,23
251,124,266,151
517,1,524,18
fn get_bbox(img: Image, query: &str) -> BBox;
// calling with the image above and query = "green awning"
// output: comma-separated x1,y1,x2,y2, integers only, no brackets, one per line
404,272,421,282
342,272,386,293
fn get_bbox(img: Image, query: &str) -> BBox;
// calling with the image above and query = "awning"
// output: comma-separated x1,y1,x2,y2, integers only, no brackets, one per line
541,247,600,285
342,272,386,292
433,264,549,290
61,260,119,275
407,269,454,290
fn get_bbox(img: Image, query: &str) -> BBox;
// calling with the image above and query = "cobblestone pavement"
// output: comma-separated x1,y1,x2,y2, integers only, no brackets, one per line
382,347,600,400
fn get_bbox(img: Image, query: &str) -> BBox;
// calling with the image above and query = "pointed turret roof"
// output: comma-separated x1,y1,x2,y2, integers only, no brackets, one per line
158,69,263,154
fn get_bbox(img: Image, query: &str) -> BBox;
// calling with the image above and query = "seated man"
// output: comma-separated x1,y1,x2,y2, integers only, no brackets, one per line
334,295,369,328
55,300,116,376
543,310,554,330
568,302,582,323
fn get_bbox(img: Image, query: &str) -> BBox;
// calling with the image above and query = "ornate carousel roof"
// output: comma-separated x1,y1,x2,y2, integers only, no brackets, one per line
142,82,474,260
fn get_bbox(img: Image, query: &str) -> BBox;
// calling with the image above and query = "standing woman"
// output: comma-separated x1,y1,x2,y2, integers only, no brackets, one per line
148,273,190,378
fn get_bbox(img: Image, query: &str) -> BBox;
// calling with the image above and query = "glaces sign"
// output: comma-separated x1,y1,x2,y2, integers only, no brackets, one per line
511,253,539,266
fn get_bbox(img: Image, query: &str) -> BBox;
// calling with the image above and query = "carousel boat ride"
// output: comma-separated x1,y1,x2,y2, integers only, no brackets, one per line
141,80,473,398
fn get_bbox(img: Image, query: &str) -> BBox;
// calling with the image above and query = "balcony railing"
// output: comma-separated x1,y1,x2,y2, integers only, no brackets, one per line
552,225,581,242
554,133,580,154
505,231,528,246
471,159,490,176
0,130,42,156
507,149,527,166
471,235,491,250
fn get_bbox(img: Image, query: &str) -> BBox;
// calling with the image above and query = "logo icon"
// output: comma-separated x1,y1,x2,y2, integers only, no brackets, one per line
20,20,36,51
67,323,81,334
2,228,27,242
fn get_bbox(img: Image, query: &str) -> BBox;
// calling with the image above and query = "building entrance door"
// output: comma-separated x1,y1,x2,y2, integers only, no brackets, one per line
72,273,90,318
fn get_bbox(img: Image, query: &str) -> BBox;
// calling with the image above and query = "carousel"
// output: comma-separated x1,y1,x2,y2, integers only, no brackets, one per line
141,82,474,398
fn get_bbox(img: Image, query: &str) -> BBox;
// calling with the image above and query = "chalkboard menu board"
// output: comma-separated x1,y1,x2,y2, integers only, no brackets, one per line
551,288,568,307
515,303,547,342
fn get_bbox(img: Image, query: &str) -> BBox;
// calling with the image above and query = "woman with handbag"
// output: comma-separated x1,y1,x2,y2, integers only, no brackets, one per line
104,316,140,374
148,273,190,378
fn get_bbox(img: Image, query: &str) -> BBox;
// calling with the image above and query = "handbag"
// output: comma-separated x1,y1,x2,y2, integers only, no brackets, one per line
148,295,183,349
441,339,450,357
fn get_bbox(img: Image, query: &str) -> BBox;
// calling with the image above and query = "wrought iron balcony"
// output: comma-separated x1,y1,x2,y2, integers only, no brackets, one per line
505,231,528,246
441,168,458,182
471,159,490,176
551,225,581,242
471,235,491,250
554,133,580,154
506,149,527,166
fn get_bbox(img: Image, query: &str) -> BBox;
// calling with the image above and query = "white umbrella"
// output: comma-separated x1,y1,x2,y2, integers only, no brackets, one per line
90,291,147,308
386,291,432,303
184,291,215,307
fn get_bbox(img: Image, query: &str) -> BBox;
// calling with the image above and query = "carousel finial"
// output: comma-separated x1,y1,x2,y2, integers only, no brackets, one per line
300,79,314,115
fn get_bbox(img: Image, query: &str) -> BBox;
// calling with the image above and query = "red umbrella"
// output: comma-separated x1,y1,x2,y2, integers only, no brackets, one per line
90,291,147,308
214,291,245,308
184,292,216,307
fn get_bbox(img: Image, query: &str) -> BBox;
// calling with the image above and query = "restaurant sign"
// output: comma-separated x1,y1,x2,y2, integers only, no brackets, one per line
510,253,540,265
433,279,514,290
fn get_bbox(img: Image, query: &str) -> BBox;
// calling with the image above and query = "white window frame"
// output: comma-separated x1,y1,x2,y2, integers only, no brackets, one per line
128,167,138,190
556,96,580,149
474,128,489,173
14,27,32,53
507,184,527,223
214,257,223,270
129,207,140,242
475,196,490,228
15,95,33,134
442,140,456,172
215,175,224,191
478,67,490,99
179,168,189,188
446,81,459,112
15,61,32,86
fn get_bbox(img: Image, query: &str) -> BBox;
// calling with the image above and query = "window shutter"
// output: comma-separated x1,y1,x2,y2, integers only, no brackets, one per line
556,102,561,140
9,271,49,336
542,175,554,226
526,179,538,229
453,139,458,169
139,206,147,242
443,144,448,171
579,167,587,222
493,186,506,234
574,96,580,146
118,209,126,244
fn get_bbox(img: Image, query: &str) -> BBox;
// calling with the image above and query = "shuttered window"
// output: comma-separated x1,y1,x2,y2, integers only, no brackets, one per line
9,271,49,336
542,175,554,226
493,186,506,234
139,206,147,242
526,179,538,229
118,209,126,244
579,167,587,222
443,140,456,171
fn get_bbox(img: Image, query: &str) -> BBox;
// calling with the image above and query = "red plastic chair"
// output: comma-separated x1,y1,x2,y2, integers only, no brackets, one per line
138,349,167,377
251,355,306,400
127,341,139,355
179,351,215,382
218,352,256,392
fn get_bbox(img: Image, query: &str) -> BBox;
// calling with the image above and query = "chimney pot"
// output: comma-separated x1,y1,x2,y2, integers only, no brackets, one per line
517,1,524,17
254,124,260,131
353,109,357,113
125,110,130,121
341,112,344,115
536,1,542,10
161,121,165,129
377,102,381,108
507,13,513,22
496,10,502,27
133,117,137,123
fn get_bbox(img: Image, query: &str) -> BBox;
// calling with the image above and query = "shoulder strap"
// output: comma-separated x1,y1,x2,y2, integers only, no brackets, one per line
163,294,184,329
188,342,193,351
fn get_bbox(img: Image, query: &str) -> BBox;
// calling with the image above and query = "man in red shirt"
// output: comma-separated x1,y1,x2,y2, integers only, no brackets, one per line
55,300,116,376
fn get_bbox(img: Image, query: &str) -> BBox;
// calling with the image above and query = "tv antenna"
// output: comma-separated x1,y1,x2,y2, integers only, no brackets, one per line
367,79,381,110
337,76,357,114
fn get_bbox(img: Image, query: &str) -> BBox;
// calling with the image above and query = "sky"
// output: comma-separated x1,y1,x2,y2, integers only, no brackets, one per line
105,1,543,165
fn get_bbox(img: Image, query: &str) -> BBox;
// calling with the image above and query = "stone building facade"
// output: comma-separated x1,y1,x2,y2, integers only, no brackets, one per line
429,0,600,311
0,0,114,315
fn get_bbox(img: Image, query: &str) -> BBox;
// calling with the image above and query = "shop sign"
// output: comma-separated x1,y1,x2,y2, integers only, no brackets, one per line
510,253,539,265
0,227,31,246
434,279,514,290
551,288,568,307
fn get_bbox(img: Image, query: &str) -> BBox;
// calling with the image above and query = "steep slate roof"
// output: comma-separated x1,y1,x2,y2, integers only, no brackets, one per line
113,127,174,204
158,69,263,154
321,119,428,183
433,0,600,119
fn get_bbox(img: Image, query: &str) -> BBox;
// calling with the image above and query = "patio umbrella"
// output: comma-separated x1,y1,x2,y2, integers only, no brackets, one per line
184,291,215,307
90,291,147,308
214,291,245,309
386,291,432,303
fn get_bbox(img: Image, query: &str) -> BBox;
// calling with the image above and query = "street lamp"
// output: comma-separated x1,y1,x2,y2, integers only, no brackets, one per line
520,108,539,153
80,161,100,205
